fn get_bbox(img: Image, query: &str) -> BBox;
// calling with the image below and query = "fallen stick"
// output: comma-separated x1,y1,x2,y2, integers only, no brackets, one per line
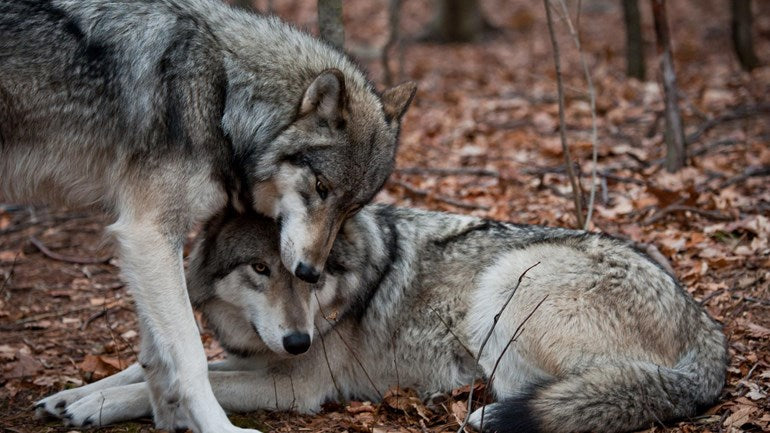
397,166,500,178
392,179,490,211
642,205,733,225
29,236,112,265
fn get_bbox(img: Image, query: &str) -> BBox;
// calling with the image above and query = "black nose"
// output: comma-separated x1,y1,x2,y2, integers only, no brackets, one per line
295,262,320,283
282,332,311,355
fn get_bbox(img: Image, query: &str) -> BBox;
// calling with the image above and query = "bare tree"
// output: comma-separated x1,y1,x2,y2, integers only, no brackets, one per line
622,0,645,80
421,0,493,43
731,0,759,71
651,0,686,172
318,0,344,50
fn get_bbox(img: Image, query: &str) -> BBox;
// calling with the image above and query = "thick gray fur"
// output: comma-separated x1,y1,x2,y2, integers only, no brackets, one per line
37,205,727,433
3,1,416,432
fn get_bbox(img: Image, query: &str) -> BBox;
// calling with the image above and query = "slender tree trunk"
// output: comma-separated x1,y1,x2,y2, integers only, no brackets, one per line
731,0,759,71
622,0,645,80
382,0,403,86
318,0,344,50
651,0,686,172
422,0,491,43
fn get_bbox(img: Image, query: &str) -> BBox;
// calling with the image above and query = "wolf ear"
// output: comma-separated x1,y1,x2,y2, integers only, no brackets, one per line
300,69,346,123
382,81,417,122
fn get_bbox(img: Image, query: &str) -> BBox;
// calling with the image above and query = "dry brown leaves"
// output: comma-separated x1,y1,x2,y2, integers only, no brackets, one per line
2,0,770,432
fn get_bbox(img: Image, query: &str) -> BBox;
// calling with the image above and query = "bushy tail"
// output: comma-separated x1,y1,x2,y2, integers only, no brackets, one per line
479,330,727,433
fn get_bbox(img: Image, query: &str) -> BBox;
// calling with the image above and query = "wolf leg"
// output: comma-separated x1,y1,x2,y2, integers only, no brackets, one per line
35,363,145,418
60,367,332,427
110,214,254,433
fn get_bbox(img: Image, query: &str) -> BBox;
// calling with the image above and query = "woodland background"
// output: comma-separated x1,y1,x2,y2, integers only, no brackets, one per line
1,0,768,432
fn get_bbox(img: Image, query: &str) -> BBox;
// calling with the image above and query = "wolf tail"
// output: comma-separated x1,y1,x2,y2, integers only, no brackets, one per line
477,327,726,433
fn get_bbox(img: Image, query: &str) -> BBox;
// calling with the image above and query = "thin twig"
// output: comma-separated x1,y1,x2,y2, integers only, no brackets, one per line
479,295,549,431
555,0,599,230
457,262,540,433
81,305,128,331
397,166,500,178
315,323,343,401
731,294,770,306
544,0,584,228
393,179,490,211
686,103,770,145
642,204,733,225
720,165,770,188
313,292,383,400
29,236,112,265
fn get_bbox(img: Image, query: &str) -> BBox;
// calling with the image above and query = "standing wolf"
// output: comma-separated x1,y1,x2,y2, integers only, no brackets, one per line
40,206,728,433
0,0,416,431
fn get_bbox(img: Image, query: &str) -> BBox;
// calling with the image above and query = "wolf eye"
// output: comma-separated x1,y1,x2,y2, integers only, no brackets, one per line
251,262,271,276
315,178,329,200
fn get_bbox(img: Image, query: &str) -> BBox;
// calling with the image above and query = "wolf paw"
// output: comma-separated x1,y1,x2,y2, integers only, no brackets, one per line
35,387,90,419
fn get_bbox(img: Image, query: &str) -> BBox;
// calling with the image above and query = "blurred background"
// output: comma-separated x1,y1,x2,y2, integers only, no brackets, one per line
2,1,768,431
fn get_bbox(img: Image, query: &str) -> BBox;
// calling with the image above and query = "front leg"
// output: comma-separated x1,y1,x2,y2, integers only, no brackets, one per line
35,363,144,418
110,213,250,433
37,359,241,421
61,367,336,427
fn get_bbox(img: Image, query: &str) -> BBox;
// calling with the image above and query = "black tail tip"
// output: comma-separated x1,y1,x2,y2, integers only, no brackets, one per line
471,395,542,433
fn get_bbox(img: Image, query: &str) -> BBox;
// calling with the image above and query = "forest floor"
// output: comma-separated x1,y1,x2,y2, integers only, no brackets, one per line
1,0,769,432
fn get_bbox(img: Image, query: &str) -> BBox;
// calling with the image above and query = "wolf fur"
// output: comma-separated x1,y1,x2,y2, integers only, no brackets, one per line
2,1,416,431
37,205,727,432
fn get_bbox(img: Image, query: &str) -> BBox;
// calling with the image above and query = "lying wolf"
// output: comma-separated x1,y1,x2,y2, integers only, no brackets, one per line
2,1,415,431
37,206,727,432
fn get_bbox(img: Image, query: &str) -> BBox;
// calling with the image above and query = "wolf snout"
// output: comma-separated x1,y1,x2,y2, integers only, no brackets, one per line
282,332,311,355
295,262,320,283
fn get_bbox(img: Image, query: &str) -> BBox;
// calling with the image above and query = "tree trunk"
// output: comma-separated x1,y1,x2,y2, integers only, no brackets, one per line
651,0,686,172
318,0,344,50
382,0,403,86
622,0,646,80
731,0,759,71
422,0,491,43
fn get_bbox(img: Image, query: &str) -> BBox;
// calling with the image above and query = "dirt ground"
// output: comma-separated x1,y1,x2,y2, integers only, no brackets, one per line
1,0,768,432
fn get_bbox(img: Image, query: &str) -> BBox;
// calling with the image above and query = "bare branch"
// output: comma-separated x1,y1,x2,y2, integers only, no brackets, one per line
642,204,733,225
397,166,500,178
555,0,599,230
686,103,770,145
29,236,112,265
479,295,549,431
456,262,540,433
543,0,585,228
313,292,383,400
392,179,491,211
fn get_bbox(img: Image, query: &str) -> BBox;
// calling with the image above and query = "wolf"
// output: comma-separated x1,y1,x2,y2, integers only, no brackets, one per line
1,1,416,431
37,205,727,433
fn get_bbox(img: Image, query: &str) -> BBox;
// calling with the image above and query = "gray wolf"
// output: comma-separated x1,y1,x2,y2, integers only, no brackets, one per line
37,205,727,433
1,1,416,431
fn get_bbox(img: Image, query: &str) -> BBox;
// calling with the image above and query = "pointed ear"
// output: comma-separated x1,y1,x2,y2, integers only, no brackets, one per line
382,81,417,122
300,69,346,123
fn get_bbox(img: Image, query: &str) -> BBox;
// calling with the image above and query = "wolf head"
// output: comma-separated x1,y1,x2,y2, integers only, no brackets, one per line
225,67,415,283
188,210,343,357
